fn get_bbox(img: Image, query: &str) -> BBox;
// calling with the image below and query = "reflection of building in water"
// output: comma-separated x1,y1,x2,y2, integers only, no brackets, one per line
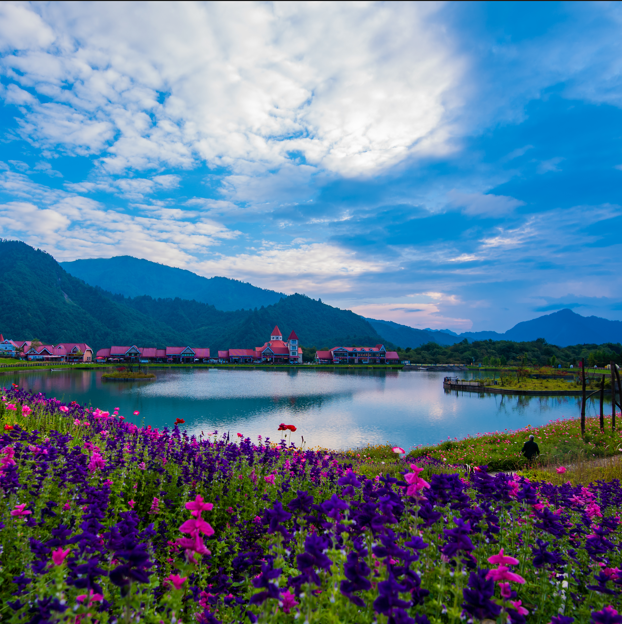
315,345,400,365
97,345,211,363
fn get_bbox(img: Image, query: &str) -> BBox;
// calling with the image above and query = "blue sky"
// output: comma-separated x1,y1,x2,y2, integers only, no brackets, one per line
0,1,621,332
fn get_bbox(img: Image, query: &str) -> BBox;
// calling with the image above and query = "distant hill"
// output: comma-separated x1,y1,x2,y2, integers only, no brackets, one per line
365,318,460,348
1,241,386,352
503,308,622,346
0,241,185,348
61,256,285,311
456,309,622,347
368,309,622,348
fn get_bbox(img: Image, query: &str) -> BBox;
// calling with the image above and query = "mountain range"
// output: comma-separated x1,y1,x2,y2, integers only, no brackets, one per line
3,241,622,350
1,241,385,351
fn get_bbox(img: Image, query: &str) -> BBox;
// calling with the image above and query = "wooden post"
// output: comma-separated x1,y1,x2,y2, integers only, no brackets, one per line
609,362,616,431
581,357,586,436
600,375,605,432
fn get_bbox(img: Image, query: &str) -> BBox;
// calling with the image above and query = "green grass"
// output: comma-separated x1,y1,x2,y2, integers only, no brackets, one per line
404,414,622,471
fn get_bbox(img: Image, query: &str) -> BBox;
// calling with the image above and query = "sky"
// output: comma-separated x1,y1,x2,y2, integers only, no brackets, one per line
0,1,621,332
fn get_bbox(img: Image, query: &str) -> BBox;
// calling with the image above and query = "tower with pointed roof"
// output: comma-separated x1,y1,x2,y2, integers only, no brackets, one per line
288,330,299,361
271,326,282,341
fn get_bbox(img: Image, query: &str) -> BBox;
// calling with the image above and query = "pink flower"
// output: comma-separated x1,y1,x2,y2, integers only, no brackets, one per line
237,433,243,438
138,462,146,470
128,499,135,509
556,466,567,474
179,516,215,537
280,590,299,614
133,410,140,415
59,405,69,413
21,405,31,416
487,548,519,566
185,495,213,517
264,474,276,485
63,502,71,511
486,566,526,584
510,600,529,615
76,590,103,605
499,582,512,599
404,464,430,496
149,497,160,515
6,403,16,411
165,574,187,590
73,419,80,426
52,547,70,566
392,446,405,454
10,503,31,517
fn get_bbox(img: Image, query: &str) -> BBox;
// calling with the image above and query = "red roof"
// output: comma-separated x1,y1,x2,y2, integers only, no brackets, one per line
385,351,400,360
229,349,257,357
166,346,194,355
288,330,299,340
97,348,111,357
316,351,332,359
271,326,282,337
156,349,166,357
140,348,158,357
218,350,229,358
193,348,210,358
111,346,133,355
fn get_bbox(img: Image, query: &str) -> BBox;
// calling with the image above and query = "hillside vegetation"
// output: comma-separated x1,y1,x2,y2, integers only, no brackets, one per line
61,255,285,311
397,337,622,367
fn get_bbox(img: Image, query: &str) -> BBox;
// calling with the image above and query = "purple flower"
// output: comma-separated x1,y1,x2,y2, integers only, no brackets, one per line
462,568,502,621
591,606,622,624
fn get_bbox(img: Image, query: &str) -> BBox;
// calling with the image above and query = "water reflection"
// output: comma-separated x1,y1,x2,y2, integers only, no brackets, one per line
0,368,609,450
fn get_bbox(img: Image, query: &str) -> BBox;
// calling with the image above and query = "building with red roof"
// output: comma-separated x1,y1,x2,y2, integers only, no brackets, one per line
315,344,399,365
218,326,303,364
96,345,211,363
25,343,93,362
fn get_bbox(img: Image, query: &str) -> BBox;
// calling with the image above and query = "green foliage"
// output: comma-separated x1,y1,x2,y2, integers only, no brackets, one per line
396,336,622,367
61,255,285,311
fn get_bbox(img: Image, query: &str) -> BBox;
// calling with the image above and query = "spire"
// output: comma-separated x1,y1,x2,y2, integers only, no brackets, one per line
271,326,282,340
288,330,298,341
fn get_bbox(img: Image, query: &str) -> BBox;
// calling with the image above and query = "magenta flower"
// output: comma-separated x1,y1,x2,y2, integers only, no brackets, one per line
76,590,103,605
10,504,31,517
499,582,512,599
179,516,214,537
556,466,567,474
73,419,80,426
52,547,70,566
487,565,526,584
59,406,68,413
21,405,31,416
280,590,299,614
6,403,16,411
404,464,430,496
392,446,405,454
138,462,146,470
511,600,529,616
149,497,160,515
488,548,519,566
185,495,213,517
265,474,276,485
128,499,135,509
133,410,140,415
165,574,187,590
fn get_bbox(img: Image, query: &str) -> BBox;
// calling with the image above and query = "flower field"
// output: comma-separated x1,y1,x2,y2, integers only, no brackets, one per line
1,385,622,623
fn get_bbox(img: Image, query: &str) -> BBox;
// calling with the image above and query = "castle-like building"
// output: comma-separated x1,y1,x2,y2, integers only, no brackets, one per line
218,326,302,364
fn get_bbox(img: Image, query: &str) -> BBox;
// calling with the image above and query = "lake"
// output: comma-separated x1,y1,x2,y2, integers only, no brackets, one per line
1,367,608,451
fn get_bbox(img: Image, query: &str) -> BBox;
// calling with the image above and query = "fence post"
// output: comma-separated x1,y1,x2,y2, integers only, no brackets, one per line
580,357,586,436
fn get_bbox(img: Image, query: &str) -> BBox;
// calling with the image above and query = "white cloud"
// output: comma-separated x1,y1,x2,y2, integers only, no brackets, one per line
537,157,564,174
349,302,473,331
0,1,465,195
447,190,525,217
0,172,239,264
191,242,392,294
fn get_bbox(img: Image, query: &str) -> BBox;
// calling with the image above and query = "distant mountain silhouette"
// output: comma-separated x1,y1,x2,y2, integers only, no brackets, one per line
365,318,460,348
61,256,285,312
368,309,622,348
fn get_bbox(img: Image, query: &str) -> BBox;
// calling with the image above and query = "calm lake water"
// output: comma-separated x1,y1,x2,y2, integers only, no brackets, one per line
1,367,608,451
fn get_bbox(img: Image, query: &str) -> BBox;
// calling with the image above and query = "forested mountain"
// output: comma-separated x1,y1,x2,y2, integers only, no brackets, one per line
61,256,284,311
0,241,185,347
365,318,460,348
0,241,385,351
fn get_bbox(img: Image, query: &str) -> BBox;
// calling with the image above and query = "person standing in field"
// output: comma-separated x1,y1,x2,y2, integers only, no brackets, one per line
521,434,540,462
